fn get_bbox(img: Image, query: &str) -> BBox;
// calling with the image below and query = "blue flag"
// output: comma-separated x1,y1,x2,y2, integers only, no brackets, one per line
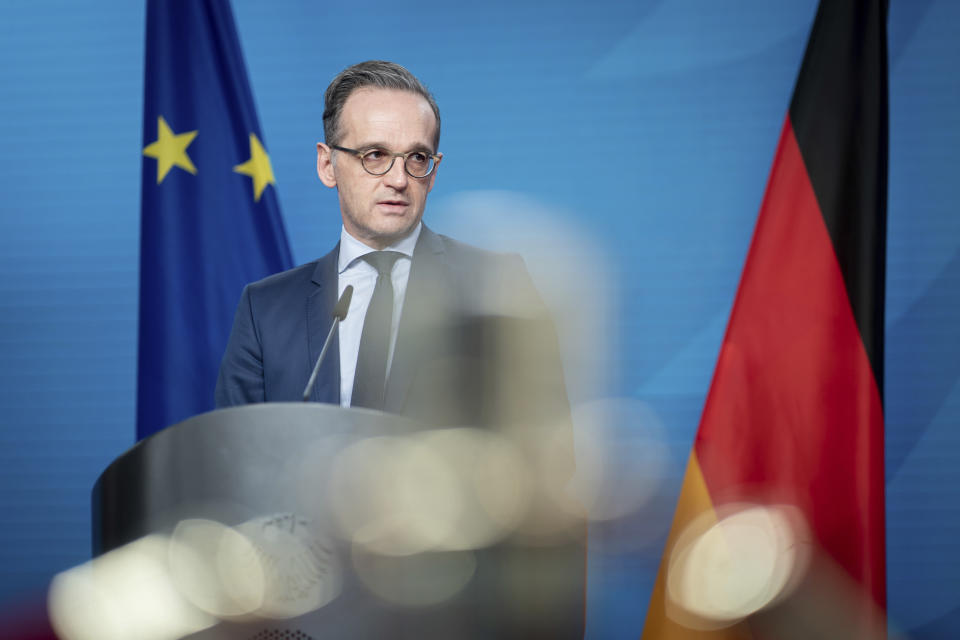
138,0,293,440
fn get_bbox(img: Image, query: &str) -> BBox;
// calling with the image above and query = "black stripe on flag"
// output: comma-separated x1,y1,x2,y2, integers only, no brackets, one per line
789,0,888,394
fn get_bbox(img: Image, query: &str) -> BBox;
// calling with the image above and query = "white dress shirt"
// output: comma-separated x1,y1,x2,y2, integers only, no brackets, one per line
337,223,421,407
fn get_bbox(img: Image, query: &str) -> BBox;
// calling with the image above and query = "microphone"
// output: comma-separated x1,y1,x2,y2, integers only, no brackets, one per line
302,285,353,401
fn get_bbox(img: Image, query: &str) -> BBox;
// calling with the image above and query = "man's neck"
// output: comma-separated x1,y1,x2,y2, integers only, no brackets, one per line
338,223,422,272
343,223,422,252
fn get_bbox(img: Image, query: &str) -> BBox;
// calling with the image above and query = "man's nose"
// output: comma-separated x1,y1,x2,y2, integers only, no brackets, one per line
382,157,409,189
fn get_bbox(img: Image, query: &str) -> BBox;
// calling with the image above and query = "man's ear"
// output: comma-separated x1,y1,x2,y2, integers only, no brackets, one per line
317,143,337,187
425,152,442,193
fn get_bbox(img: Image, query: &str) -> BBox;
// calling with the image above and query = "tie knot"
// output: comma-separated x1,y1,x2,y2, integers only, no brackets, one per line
362,251,404,276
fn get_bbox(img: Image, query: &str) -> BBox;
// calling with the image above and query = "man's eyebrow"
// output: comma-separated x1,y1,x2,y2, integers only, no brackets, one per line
354,141,435,154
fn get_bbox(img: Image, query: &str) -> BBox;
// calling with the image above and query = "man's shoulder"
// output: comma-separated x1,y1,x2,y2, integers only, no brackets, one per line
242,247,334,304
425,229,542,315
248,260,318,289
428,229,525,272
243,261,314,299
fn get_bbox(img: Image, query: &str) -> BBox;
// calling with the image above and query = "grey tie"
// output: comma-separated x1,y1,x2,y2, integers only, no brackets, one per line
351,251,403,410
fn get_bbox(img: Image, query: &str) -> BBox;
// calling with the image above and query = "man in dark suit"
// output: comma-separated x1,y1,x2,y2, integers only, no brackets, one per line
215,60,570,434
215,60,583,638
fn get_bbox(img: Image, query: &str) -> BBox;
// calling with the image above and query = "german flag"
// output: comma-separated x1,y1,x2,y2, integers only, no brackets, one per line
643,1,887,638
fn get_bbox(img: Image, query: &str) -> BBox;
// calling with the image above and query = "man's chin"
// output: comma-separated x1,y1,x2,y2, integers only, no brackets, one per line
360,219,421,249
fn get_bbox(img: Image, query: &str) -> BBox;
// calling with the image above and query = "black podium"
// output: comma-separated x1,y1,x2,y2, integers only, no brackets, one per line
93,404,585,639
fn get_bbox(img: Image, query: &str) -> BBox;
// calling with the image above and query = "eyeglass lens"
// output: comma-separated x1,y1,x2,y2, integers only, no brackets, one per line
361,149,435,178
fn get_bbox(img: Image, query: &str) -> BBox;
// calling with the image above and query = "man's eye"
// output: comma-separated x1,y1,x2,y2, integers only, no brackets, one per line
364,149,387,160
409,152,428,164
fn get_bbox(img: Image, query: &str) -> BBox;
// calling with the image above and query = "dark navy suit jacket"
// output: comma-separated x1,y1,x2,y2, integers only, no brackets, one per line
215,225,569,430
214,225,584,637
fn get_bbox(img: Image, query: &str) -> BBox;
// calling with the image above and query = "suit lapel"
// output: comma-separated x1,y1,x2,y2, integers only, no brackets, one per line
306,244,341,404
384,226,455,414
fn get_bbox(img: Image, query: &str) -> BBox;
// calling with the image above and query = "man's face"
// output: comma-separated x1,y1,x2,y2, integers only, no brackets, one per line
317,88,440,249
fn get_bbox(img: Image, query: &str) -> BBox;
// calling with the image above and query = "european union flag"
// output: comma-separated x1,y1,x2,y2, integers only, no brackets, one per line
138,0,293,440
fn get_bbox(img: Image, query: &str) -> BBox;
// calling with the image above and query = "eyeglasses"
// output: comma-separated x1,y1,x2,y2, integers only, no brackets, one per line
330,145,440,178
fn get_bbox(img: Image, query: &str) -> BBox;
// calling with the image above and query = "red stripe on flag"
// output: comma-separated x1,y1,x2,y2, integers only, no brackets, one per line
694,116,885,614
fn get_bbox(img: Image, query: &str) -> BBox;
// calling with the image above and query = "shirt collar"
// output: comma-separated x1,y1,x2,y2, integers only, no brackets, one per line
338,222,422,273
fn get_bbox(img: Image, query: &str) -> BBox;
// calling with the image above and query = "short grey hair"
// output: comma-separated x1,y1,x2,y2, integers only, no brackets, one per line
322,60,441,151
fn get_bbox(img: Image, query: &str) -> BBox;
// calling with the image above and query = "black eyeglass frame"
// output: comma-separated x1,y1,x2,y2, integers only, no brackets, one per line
330,144,441,178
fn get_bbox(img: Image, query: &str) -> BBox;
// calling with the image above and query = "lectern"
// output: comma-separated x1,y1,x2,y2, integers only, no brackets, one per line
93,404,585,639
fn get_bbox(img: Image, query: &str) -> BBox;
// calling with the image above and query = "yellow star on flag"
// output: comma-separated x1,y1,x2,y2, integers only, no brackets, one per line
142,116,198,184
233,133,276,202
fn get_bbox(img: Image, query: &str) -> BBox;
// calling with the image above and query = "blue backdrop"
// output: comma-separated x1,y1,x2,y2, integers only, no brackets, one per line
0,1,957,637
